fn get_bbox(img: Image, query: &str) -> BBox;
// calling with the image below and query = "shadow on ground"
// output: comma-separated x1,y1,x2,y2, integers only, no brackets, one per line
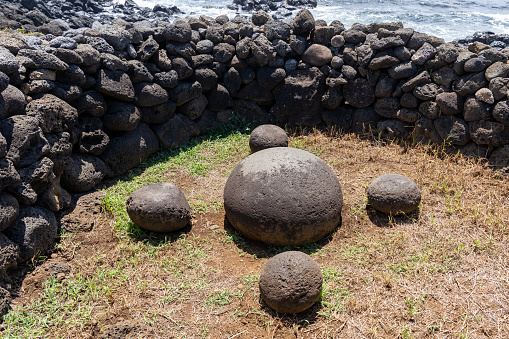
366,205,420,228
222,215,338,259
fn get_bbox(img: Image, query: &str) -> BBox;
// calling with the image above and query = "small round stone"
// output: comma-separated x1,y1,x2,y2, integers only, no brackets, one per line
224,147,343,246
259,251,322,314
249,124,289,153
367,174,421,214
126,183,191,232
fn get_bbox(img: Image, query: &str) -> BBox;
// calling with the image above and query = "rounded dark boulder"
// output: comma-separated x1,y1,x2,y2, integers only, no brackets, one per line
367,174,421,214
0,193,19,232
4,206,57,263
126,183,191,233
61,154,108,193
224,147,343,246
259,251,322,314
249,125,288,153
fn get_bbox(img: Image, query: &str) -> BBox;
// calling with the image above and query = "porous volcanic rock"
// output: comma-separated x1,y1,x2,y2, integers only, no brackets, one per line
0,233,19,280
367,174,421,214
259,251,322,314
99,123,159,178
4,205,57,263
126,183,191,232
224,147,342,246
0,193,19,232
0,286,11,317
249,124,288,153
61,154,108,193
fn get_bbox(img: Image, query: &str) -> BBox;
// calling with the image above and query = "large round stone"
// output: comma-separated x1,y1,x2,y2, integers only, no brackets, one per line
367,174,421,214
126,183,191,232
249,124,288,153
224,147,343,246
259,251,322,314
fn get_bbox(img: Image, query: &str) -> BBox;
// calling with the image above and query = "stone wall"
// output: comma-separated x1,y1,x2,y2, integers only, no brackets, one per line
0,9,509,274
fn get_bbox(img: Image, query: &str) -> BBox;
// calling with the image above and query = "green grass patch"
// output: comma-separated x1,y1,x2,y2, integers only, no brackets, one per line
102,123,251,237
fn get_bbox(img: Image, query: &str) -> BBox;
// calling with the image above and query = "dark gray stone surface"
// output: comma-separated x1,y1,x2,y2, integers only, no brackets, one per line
259,251,322,314
493,100,509,125
126,183,191,233
367,174,421,214
102,101,141,132
0,115,49,168
0,233,19,280
271,68,325,127
0,85,25,120
99,123,159,178
249,124,288,153
0,286,11,317
0,193,19,232
95,69,135,102
4,205,57,263
152,114,200,149
140,101,176,124
434,115,470,146
224,147,342,246
25,94,78,133
61,154,108,193
436,92,464,115
77,116,109,156
344,78,375,108
470,120,509,147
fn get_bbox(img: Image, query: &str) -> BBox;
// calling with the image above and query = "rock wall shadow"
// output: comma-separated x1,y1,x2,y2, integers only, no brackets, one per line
223,215,338,259
96,118,254,192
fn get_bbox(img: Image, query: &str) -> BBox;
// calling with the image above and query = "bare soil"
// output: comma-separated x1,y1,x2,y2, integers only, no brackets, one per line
7,131,509,338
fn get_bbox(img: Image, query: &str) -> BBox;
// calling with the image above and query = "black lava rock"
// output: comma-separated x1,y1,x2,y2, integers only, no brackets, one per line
367,174,421,214
126,183,191,232
224,147,343,246
249,124,288,153
259,251,322,314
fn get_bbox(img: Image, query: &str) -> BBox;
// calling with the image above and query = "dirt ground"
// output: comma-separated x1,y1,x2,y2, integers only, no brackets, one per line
6,131,509,338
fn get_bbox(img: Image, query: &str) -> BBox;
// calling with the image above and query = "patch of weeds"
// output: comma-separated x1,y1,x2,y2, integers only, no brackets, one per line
205,288,234,308
235,274,259,299
432,179,464,214
186,159,210,176
216,229,249,256
318,266,352,319
159,277,209,305
289,137,306,150
190,200,209,214
400,326,413,339
427,324,440,335
2,265,133,338
405,294,425,316
340,243,369,266
102,125,250,237
350,197,368,219
209,199,223,211
381,231,462,276
160,235,208,276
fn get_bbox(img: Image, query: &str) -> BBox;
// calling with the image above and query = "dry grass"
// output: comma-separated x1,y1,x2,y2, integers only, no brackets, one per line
3,128,509,338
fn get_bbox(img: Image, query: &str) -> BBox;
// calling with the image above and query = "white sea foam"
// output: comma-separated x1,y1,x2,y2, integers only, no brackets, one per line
124,0,509,41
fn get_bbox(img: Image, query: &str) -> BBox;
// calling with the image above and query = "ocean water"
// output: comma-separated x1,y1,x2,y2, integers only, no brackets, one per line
124,0,509,42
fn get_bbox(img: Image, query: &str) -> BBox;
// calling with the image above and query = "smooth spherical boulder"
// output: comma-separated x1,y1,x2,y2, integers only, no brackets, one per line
126,183,191,232
367,174,421,214
249,124,288,153
302,44,333,67
259,251,322,314
224,147,343,246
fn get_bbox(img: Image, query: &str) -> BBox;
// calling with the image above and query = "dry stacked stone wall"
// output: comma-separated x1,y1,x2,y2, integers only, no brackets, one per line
0,9,508,271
